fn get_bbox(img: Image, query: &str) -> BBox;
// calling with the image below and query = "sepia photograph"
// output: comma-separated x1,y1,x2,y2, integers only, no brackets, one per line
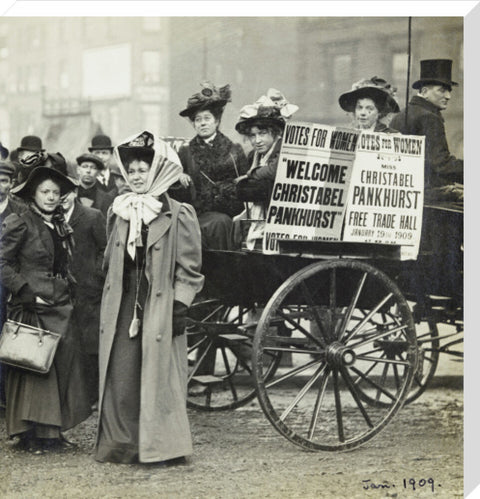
0,2,470,497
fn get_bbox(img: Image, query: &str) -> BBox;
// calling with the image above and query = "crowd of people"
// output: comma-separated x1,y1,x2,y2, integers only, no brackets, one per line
0,58,463,464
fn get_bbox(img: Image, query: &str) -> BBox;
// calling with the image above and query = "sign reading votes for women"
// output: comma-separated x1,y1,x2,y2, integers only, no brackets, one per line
263,121,425,260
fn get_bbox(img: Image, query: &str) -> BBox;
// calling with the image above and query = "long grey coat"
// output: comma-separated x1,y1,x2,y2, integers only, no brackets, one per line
97,196,204,462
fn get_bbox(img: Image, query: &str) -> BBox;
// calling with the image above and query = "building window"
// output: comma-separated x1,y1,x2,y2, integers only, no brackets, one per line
392,52,408,88
142,51,161,83
27,66,41,93
142,18,162,32
142,105,162,135
59,60,69,89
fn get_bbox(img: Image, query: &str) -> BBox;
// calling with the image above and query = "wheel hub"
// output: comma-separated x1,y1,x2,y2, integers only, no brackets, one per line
325,341,356,367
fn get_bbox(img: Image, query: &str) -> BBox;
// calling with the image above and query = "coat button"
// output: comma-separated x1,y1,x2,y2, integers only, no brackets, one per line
156,335,162,342
115,241,120,246
100,328,103,334
154,244,161,250
156,290,161,296
106,283,110,290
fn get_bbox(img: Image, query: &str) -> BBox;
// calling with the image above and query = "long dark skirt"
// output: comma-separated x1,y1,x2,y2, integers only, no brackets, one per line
95,264,147,464
5,302,91,438
198,211,233,250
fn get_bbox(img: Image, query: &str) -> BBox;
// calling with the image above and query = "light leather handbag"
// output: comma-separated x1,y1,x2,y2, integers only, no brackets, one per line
0,319,61,374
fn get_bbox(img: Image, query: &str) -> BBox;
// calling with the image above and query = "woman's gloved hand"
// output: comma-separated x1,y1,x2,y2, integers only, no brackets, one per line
17,284,36,310
172,300,189,337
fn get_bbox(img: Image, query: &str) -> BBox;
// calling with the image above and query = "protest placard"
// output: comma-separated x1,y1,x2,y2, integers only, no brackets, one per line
263,122,425,260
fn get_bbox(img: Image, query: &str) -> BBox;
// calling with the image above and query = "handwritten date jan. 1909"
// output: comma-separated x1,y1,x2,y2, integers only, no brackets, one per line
362,478,440,492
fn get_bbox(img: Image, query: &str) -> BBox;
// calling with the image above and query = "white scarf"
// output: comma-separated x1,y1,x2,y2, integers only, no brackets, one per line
112,131,182,260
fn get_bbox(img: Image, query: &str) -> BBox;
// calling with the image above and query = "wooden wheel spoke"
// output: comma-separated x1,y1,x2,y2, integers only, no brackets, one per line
351,353,385,387
332,369,345,442
220,346,239,402
188,342,214,383
308,367,330,439
276,309,324,348
377,362,390,403
345,293,394,342
187,335,208,354
266,358,323,389
280,363,327,421
337,272,367,340
341,368,374,428
355,355,410,366
263,346,323,356
393,363,401,391
349,366,397,402
349,324,408,349
299,281,329,347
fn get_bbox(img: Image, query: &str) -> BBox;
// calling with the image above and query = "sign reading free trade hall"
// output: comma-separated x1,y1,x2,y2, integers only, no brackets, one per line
263,122,425,260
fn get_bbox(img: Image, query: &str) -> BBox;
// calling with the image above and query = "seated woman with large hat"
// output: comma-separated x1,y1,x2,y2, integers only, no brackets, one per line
338,76,400,133
234,89,298,250
174,82,249,250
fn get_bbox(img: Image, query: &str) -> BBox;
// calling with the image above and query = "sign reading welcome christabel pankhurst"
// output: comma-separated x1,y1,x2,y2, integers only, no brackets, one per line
262,121,425,261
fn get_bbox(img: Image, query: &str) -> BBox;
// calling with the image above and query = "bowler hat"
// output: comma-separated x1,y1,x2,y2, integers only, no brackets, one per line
0,142,9,160
0,161,15,177
339,77,400,114
412,59,458,91
17,135,44,153
88,134,114,152
76,153,105,170
179,82,231,119
11,166,76,198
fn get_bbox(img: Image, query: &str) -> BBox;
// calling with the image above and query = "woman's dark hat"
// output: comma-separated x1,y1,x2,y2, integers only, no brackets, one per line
412,59,458,91
339,76,400,114
88,134,114,152
235,89,299,135
17,135,45,153
179,82,231,118
0,161,15,177
117,131,155,167
0,142,9,160
11,166,76,198
76,153,105,170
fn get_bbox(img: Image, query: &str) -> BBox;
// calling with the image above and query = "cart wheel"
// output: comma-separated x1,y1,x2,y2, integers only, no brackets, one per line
253,260,418,451
186,299,281,411
405,318,440,404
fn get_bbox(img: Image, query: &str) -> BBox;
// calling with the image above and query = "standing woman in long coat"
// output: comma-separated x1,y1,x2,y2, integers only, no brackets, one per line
95,131,204,464
0,167,91,453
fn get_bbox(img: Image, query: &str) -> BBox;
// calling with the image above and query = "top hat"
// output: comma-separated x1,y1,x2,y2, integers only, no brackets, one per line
412,59,458,91
179,82,231,119
235,89,299,135
76,153,106,170
339,77,400,114
11,166,76,198
17,135,44,153
0,161,15,177
88,134,114,152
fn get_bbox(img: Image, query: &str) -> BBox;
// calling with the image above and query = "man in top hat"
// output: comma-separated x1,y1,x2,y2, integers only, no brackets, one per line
76,153,115,217
88,134,118,196
391,59,463,190
14,135,48,185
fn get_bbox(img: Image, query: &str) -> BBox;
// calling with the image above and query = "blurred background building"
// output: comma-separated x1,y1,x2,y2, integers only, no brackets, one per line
0,16,463,163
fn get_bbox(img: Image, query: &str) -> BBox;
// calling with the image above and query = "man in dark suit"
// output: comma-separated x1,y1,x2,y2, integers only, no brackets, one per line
76,153,114,217
62,185,107,408
391,59,463,190
88,134,118,196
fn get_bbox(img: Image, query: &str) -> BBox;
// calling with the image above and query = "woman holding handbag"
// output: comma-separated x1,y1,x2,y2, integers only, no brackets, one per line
0,167,91,454
95,131,204,464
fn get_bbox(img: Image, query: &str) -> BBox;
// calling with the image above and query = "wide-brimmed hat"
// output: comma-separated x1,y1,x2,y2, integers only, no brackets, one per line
17,135,45,153
412,59,458,91
88,134,114,152
11,166,76,198
117,131,155,167
179,82,231,119
235,89,299,135
76,153,106,170
339,77,400,114
0,161,15,177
